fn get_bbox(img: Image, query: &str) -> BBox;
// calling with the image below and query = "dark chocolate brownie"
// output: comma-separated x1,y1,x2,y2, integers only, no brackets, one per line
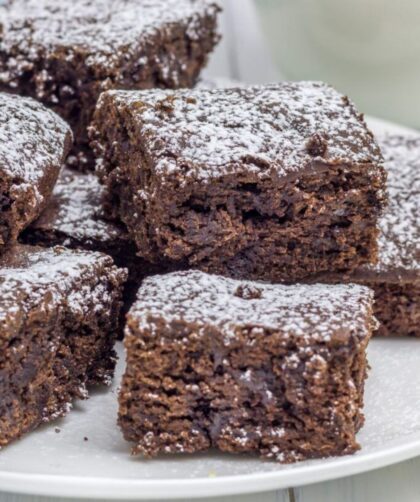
0,92,72,253
20,168,176,313
91,82,387,282
314,135,419,337
0,244,127,447
119,270,376,462
0,0,221,169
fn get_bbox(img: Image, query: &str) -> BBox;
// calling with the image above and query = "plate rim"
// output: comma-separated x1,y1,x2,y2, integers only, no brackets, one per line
1,436,420,499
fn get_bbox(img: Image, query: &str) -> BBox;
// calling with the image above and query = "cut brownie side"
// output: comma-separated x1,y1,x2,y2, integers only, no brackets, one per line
313,135,419,336
0,0,221,169
91,82,386,282
0,245,127,447
20,168,178,314
0,93,72,252
119,270,376,462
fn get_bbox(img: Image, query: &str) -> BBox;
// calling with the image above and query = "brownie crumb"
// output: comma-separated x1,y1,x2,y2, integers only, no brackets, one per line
234,284,263,300
305,132,328,157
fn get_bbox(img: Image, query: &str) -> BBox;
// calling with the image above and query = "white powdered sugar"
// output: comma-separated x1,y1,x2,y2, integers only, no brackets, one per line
103,82,382,184
0,0,220,70
32,168,126,244
131,270,374,343
0,93,71,183
0,246,121,325
367,134,420,274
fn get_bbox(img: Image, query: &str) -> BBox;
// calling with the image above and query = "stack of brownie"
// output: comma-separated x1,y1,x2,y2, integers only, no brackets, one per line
0,0,221,447
0,0,418,465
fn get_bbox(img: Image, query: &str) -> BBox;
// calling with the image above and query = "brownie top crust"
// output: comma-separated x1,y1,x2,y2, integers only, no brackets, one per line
0,0,221,72
130,270,374,344
0,244,126,333
361,135,419,278
0,93,71,183
98,82,383,184
29,168,127,245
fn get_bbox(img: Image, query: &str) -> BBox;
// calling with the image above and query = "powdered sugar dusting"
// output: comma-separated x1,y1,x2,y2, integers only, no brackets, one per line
102,82,382,184
30,168,126,244
0,93,71,182
0,246,125,326
131,270,374,343
0,0,220,72
363,134,419,275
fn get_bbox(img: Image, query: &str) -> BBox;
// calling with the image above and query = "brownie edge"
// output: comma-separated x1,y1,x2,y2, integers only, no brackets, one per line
119,270,376,463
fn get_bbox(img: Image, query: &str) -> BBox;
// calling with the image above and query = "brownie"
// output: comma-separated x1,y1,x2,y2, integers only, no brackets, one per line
315,135,419,337
119,270,376,462
0,244,127,447
91,82,387,282
0,0,221,169
0,92,72,253
20,168,177,313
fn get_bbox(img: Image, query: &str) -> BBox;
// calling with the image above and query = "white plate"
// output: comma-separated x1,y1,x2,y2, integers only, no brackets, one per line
0,117,419,500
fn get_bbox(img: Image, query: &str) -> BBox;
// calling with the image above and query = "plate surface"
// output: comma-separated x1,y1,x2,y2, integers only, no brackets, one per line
0,117,419,500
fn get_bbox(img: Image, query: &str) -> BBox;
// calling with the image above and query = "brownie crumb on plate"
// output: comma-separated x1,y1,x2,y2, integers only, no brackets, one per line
0,0,221,169
119,270,376,462
0,92,72,252
91,82,386,282
0,244,127,447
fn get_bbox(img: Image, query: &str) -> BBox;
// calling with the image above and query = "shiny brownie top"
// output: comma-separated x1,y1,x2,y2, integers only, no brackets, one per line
96,82,384,185
129,270,375,344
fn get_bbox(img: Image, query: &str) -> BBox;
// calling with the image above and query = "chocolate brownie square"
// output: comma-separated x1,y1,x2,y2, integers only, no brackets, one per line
119,270,376,462
0,92,72,252
20,168,175,313
317,135,419,336
0,244,127,447
0,0,221,169
91,82,386,282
